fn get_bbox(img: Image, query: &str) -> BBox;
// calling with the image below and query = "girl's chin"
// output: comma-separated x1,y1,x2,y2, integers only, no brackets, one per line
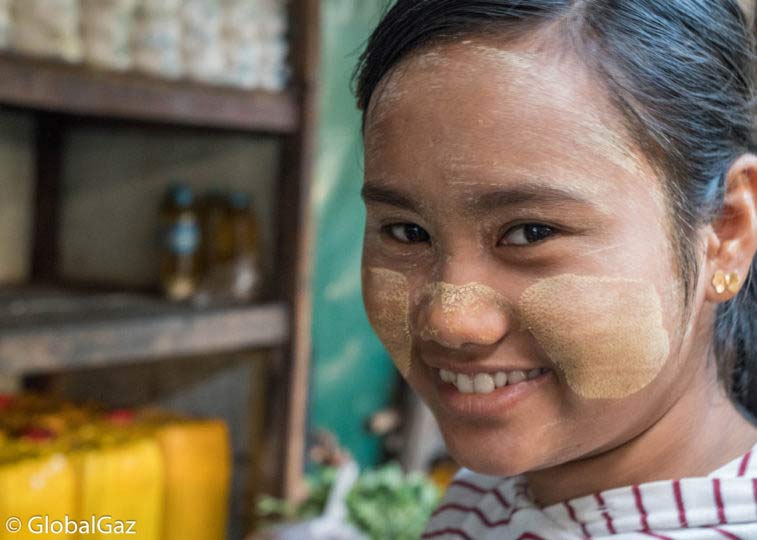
436,423,543,477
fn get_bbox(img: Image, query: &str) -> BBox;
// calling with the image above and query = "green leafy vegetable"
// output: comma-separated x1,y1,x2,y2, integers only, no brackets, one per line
256,462,441,540
346,463,441,540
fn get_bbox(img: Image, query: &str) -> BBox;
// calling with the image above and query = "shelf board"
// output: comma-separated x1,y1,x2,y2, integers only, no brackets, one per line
0,288,289,374
0,53,298,133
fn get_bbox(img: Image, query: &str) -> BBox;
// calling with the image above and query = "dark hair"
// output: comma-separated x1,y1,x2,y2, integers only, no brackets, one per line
353,0,757,419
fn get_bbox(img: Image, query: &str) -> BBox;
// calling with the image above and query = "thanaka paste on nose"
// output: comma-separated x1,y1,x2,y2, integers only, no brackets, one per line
419,282,509,349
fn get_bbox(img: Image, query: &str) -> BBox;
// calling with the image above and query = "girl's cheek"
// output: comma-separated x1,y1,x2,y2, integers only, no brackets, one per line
517,274,671,399
362,267,413,377
361,263,672,401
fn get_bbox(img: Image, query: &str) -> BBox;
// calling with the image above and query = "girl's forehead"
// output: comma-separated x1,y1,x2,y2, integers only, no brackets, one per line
365,37,591,126
363,39,652,200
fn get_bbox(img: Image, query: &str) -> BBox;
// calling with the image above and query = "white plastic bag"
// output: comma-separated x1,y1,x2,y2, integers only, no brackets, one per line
257,461,367,540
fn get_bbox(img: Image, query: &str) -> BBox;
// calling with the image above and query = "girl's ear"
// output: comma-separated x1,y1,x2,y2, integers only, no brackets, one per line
705,154,757,303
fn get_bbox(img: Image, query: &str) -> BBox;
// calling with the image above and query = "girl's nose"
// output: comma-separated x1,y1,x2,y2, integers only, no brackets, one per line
416,282,511,350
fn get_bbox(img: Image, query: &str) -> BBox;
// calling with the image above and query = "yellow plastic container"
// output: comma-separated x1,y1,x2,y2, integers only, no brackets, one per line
155,420,231,540
73,436,164,540
0,444,77,540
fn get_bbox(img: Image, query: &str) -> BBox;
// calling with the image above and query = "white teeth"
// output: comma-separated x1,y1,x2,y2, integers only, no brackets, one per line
439,368,548,394
473,373,495,394
456,374,474,393
527,368,542,380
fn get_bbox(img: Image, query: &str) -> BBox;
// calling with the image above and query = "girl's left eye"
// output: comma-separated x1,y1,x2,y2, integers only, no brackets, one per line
500,223,556,246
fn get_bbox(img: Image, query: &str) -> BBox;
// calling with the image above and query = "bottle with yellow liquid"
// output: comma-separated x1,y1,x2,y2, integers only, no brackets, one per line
198,189,234,277
227,191,261,302
159,183,200,301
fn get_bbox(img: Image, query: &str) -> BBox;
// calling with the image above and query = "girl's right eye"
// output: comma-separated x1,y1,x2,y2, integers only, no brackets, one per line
382,223,431,244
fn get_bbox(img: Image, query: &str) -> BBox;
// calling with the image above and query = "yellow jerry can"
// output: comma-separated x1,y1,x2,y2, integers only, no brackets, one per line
0,443,77,540
155,420,231,540
72,436,164,540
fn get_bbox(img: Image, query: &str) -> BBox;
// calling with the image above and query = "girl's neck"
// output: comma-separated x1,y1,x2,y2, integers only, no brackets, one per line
525,368,757,508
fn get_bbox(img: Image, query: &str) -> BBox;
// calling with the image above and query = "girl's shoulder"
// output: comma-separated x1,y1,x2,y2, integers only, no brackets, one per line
423,445,757,539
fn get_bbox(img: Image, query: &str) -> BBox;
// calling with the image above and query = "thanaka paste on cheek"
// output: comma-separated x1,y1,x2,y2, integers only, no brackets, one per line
363,267,413,377
517,274,670,399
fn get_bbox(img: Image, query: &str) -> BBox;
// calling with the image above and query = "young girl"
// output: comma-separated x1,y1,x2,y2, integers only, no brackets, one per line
354,1,757,538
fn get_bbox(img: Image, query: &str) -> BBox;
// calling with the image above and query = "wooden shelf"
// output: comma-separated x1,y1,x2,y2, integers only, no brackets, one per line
0,288,289,374
0,53,298,133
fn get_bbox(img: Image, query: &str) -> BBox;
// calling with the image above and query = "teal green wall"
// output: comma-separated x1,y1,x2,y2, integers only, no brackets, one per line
309,0,399,468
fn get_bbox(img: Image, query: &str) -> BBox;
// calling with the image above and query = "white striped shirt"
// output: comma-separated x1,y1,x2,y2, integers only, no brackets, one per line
423,445,757,539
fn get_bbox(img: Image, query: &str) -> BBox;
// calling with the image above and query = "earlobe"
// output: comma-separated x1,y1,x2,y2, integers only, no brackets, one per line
705,154,757,303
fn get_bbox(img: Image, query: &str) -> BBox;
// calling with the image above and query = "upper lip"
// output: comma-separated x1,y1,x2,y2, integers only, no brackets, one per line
423,361,546,375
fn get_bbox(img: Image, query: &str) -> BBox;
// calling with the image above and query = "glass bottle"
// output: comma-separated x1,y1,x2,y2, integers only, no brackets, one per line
198,189,234,275
227,191,261,302
159,183,200,301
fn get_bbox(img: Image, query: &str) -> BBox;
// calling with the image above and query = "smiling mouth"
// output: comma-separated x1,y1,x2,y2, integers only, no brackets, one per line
438,367,551,394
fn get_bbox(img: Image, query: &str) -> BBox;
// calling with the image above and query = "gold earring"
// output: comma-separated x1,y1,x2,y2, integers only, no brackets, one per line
712,270,727,294
726,271,741,294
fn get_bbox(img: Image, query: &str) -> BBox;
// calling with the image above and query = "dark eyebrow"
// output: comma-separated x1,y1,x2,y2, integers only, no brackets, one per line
361,183,419,212
474,184,592,213
361,181,593,215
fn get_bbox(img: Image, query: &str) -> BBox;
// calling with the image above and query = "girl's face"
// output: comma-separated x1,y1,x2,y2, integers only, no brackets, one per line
360,37,715,476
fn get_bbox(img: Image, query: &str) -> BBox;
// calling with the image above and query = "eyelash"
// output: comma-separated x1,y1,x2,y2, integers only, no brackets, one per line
381,223,431,245
380,222,559,247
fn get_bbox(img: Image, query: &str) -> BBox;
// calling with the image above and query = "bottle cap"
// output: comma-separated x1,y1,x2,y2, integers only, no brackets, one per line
168,183,194,208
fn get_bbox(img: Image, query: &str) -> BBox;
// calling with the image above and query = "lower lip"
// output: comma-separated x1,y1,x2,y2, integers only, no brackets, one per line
431,368,554,418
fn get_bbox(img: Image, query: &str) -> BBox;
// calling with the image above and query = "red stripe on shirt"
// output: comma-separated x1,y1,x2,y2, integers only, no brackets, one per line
594,492,616,534
738,451,752,477
422,527,473,540
633,485,674,540
672,480,688,528
450,479,489,494
449,479,514,508
563,500,591,539
712,527,742,540
448,479,514,510
713,478,727,524
493,486,512,509
430,503,491,524
518,534,547,540
641,533,674,540
430,502,526,526
633,484,650,531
